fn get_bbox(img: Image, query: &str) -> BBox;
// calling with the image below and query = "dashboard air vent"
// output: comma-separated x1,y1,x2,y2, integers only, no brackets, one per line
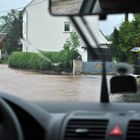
127,120,140,140
65,119,108,140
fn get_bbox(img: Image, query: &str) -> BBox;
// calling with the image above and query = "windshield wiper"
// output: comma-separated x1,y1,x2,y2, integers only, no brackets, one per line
70,16,109,103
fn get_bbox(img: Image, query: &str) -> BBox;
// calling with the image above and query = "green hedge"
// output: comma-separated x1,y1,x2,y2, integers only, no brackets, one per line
8,51,79,72
8,52,52,71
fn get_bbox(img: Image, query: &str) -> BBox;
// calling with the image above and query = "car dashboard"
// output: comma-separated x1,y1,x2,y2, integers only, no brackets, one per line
0,92,139,140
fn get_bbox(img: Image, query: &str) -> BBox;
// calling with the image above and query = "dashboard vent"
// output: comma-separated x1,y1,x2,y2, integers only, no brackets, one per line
65,119,108,140
127,120,140,140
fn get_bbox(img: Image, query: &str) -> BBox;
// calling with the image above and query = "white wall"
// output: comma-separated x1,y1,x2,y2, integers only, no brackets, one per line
22,0,102,62
22,11,28,52
23,0,70,52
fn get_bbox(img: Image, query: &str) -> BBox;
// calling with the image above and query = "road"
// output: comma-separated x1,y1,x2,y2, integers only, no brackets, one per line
1,64,140,103
0,64,116,102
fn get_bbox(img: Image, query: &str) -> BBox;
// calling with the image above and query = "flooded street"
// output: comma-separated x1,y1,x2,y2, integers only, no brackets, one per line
0,64,103,102
0,64,140,102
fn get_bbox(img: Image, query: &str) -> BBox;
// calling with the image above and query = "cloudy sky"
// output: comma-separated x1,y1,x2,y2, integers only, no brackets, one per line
0,0,31,15
99,14,124,35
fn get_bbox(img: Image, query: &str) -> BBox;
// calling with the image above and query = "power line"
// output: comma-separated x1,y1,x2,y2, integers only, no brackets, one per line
0,7,24,14
27,0,46,8
0,0,47,14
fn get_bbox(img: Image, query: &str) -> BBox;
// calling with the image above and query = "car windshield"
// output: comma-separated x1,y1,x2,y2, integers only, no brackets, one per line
0,0,140,103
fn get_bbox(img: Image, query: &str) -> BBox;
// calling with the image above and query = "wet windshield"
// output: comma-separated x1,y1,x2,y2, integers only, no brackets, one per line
100,14,140,102
0,0,140,102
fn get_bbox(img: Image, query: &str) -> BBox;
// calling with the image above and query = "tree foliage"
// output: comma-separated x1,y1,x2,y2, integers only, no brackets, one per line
63,32,80,51
111,14,140,64
60,32,81,71
0,9,22,55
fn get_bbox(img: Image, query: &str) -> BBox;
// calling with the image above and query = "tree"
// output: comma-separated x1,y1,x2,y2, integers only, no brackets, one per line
111,14,140,64
0,9,22,55
69,32,80,51
111,28,121,60
60,32,80,71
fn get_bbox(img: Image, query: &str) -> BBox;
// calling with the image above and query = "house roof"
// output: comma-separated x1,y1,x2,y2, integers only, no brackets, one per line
23,0,39,13
23,0,32,13
99,29,110,44
0,33,7,47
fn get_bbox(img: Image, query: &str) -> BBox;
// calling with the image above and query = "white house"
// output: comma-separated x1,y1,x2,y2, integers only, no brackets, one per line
22,0,109,62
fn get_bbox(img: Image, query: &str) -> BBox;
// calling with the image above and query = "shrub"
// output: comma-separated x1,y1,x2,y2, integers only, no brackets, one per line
39,51,61,63
59,32,81,72
8,49,80,72
8,52,52,71
59,49,80,72
8,31,81,72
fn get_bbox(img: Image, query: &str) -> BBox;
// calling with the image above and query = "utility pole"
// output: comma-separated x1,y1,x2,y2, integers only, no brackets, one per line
125,13,129,22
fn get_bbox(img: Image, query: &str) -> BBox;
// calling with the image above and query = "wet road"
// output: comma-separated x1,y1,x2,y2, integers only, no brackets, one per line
0,64,106,102
0,64,140,102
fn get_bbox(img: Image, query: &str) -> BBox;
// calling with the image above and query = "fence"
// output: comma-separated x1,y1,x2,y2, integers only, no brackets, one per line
82,61,112,74
73,60,112,75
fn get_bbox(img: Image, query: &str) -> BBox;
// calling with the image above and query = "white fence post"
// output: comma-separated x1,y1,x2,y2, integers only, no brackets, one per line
0,50,2,59
73,60,82,75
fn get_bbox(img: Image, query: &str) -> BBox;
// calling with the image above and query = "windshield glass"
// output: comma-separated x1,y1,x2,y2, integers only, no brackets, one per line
0,0,140,103
100,14,140,102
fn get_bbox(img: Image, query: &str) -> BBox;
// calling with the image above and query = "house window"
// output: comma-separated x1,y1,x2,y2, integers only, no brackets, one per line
64,22,71,32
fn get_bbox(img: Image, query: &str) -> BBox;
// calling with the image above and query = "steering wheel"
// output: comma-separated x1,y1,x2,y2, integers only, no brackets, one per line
0,98,23,140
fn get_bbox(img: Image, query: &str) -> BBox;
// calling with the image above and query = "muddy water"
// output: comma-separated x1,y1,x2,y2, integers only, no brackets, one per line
2,65,139,102
0,65,104,102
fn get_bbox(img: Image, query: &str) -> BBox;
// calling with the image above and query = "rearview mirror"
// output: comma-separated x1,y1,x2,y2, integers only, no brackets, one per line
110,75,137,94
49,0,140,16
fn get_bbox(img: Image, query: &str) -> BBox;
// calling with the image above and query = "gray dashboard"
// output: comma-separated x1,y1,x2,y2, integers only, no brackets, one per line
0,92,140,140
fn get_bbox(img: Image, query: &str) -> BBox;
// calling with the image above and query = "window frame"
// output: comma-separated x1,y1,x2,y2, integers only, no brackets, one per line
64,22,71,32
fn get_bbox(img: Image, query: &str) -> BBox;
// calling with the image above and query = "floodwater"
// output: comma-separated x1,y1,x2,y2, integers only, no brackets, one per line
0,64,140,102
0,65,102,102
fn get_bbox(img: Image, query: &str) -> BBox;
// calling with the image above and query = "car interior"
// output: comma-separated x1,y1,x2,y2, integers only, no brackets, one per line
0,0,140,140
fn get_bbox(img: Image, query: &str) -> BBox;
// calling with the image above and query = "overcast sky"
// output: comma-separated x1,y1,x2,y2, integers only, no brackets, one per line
0,0,130,36
0,0,31,15
100,15,124,35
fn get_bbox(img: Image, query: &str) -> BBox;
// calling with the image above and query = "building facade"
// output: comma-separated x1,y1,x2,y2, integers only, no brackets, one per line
22,0,109,62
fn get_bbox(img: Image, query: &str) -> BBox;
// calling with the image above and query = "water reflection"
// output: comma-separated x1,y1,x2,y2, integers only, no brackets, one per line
0,65,102,102
117,94,140,102
2,64,140,102
111,92,140,103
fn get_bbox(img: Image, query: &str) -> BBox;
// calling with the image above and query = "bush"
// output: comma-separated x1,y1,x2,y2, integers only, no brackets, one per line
8,50,80,72
8,52,52,71
59,49,80,72
8,32,81,72
39,51,61,63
